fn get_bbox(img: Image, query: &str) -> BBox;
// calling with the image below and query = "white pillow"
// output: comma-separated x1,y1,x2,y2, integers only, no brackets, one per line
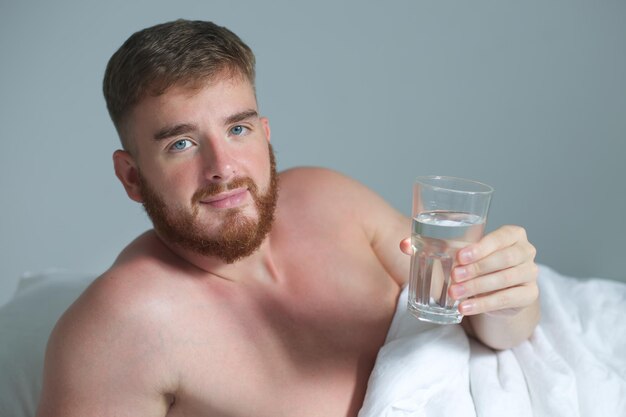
0,270,95,417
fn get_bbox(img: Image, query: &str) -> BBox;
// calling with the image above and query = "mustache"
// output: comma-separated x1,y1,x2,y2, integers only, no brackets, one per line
191,177,259,205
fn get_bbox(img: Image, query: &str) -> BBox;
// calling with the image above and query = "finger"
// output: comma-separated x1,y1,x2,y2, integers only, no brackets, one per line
458,283,539,316
457,225,528,266
450,262,538,300
453,241,536,282
400,238,412,255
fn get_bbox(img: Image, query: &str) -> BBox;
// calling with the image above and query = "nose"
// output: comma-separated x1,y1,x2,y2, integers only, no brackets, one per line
201,140,236,183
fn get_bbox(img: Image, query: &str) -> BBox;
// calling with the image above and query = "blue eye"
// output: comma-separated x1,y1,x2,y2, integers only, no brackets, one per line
230,125,248,136
170,139,193,152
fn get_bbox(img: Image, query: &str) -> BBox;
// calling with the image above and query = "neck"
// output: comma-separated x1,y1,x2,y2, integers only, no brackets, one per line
155,230,280,284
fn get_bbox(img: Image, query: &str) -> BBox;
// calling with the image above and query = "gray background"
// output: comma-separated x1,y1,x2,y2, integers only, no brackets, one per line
1,0,625,306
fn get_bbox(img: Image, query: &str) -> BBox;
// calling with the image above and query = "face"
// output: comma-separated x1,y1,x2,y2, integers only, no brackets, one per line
118,75,278,263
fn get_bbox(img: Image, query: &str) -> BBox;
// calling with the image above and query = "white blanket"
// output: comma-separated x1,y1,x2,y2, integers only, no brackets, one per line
358,265,626,417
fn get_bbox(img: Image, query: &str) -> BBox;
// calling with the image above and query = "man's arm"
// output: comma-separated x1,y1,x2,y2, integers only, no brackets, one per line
396,225,540,349
282,168,540,350
348,171,540,349
36,277,175,417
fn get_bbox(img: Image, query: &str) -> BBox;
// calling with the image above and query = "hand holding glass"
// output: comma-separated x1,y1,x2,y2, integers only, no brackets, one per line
408,176,493,324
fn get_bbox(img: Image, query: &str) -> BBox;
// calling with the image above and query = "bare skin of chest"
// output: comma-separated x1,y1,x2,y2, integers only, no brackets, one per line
164,244,400,417
35,168,414,417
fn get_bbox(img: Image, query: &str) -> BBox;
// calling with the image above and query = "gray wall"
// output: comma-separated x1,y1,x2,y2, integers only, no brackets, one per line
1,0,625,306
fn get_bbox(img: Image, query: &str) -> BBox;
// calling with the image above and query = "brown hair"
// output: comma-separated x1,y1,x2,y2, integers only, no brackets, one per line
103,19,256,152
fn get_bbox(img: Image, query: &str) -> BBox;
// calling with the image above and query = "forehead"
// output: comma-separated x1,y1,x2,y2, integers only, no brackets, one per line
123,75,257,142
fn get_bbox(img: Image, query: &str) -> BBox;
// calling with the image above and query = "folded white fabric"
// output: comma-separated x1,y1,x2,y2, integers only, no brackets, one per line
359,285,475,417
359,265,626,417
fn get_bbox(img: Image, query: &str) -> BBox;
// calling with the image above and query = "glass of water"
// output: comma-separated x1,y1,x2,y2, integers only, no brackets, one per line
408,176,493,324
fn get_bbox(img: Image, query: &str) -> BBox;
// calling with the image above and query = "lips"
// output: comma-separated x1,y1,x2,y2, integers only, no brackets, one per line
200,188,249,209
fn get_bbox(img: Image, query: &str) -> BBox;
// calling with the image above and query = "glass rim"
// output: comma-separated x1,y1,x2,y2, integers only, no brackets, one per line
415,175,494,195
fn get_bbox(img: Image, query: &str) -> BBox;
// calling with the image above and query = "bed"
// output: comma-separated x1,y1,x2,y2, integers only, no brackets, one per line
1,266,624,416
359,265,626,416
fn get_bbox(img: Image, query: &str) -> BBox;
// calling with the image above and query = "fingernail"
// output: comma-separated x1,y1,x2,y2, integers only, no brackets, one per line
460,301,475,314
451,285,465,299
454,267,468,281
460,249,474,263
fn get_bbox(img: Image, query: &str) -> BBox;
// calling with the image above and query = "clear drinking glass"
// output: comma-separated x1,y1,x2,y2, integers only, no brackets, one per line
407,176,493,324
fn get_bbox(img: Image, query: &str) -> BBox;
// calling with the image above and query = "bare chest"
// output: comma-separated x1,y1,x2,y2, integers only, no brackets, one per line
166,239,400,417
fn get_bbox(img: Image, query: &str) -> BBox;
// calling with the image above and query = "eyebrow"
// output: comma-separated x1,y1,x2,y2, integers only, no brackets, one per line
153,123,197,141
223,109,259,126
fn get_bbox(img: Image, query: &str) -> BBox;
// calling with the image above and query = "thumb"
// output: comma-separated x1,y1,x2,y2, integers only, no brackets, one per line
400,238,412,255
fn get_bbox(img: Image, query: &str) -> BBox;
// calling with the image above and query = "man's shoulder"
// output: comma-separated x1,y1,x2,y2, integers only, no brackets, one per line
278,166,373,208
52,263,172,347
278,166,352,187
51,233,185,351
39,245,180,414
42,250,183,394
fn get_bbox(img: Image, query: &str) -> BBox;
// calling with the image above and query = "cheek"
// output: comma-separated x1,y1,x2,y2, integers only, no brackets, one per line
147,164,200,205
168,173,199,204
252,143,272,172
248,161,270,192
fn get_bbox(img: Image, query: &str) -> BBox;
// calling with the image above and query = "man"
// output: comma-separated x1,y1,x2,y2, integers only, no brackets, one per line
37,19,540,417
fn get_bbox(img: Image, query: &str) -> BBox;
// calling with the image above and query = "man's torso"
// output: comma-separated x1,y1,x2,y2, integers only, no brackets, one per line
71,169,403,417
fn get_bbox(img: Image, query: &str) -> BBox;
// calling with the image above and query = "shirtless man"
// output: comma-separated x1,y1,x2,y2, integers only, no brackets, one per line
36,19,540,417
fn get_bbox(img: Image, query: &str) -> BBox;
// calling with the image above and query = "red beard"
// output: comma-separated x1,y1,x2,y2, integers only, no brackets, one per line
139,144,279,264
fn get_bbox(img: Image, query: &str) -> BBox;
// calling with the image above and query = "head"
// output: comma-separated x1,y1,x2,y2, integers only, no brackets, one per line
103,19,256,155
105,20,278,264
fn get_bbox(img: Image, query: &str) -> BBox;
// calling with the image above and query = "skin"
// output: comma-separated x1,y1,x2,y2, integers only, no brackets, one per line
36,75,540,417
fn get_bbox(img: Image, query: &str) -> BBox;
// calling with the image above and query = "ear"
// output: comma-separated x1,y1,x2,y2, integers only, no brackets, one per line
260,117,271,142
113,150,143,203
